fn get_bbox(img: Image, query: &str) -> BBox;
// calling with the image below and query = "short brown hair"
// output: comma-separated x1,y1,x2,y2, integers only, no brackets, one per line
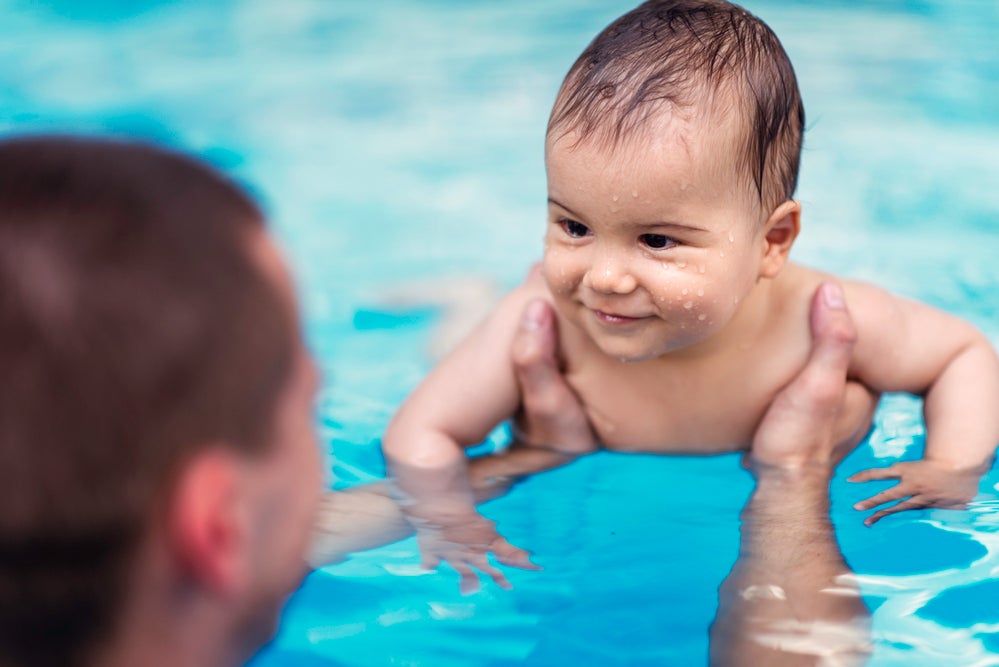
548,0,804,211
0,136,295,667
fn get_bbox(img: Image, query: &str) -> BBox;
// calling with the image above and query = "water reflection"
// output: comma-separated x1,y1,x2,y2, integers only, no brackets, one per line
310,455,887,665
710,463,871,666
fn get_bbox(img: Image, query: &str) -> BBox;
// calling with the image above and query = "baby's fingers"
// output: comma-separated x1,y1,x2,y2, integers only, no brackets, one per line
492,538,542,571
421,553,442,571
853,483,911,511
451,561,483,595
864,496,925,526
466,553,514,591
848,464,902,484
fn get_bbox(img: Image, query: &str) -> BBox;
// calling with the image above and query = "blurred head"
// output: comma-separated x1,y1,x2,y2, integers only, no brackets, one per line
0,136,322,667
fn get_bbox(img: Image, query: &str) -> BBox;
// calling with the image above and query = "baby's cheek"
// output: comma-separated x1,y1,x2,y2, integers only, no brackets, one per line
541,248,576,295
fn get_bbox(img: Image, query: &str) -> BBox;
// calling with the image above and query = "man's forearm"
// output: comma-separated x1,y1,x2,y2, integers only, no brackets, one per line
710,463,870,666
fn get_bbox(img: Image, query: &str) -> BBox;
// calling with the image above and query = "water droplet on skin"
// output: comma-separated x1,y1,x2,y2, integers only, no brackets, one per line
610,206,619,213
697,289,704,297
728,231,735,243
698,314,707,321
698,265,706,274
677,261,687,269
683,301,693,309
612,194,619,202
631,190,638,198
719,251,726,258
681,288,689,295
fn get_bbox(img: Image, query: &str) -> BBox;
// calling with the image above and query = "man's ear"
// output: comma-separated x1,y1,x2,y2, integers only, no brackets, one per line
166,449,250,597
758,199,801,279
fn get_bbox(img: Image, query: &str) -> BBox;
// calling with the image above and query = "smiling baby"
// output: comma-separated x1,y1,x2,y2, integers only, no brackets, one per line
382,0,999,585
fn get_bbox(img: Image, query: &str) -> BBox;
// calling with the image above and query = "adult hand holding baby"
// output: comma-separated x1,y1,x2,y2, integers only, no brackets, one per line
750,281,878,469
748,279,989,524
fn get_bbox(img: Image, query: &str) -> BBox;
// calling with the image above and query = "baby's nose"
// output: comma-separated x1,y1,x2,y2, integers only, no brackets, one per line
584,252,638,294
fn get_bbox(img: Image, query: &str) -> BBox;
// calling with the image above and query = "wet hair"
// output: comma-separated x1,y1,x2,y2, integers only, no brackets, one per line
0,136,295,667
548,0,804,212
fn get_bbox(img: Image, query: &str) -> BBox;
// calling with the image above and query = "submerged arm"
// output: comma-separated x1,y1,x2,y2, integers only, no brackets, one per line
717,282,874,665
710,464,870,666
315,296,595,582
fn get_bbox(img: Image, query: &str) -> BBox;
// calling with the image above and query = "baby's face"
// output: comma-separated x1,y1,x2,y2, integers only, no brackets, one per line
543,112,770,362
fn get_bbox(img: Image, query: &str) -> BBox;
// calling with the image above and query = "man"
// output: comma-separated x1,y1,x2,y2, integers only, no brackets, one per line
0,135,870,667
0,136,320,667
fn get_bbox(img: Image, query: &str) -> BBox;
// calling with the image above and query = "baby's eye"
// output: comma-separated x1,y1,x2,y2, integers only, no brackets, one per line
640,233,677,249
561,219,591,238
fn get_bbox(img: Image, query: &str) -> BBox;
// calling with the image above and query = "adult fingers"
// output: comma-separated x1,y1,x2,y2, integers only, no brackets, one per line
511,299,559,413
806,281,858,378
511,299,596,453
785,281,857,416
750,282,857,465
831,381,879,458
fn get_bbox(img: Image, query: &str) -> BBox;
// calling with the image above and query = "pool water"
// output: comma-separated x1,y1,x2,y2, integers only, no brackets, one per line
2,0,997,665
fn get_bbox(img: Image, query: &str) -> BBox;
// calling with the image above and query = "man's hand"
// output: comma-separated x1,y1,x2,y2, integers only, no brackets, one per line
510,297,598,457
751,281,878,469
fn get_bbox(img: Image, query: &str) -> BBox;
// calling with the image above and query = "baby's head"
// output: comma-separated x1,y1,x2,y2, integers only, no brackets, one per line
549,0,802,213
542,0,805,362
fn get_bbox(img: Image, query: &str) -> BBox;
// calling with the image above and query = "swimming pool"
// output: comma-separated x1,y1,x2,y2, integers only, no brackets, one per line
2,0,997,664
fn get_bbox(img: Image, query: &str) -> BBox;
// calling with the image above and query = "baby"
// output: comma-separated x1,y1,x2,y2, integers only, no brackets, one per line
383,0,999,583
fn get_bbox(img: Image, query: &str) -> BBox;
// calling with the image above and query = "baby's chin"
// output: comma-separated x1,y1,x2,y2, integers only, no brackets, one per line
592,337,677,364
590,326,714,363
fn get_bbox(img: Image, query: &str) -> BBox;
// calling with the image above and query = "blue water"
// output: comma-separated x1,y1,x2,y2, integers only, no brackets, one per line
2,1,997,665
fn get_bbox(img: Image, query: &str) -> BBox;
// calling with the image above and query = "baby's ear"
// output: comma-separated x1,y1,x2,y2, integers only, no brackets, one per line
758,200,801,279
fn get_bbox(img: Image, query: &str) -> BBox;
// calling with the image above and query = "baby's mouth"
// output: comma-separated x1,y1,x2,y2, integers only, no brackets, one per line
592,309,644,326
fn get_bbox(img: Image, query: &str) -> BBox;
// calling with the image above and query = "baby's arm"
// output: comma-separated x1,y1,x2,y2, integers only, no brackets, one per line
382,280,571,590
312,299,596,571
843,282,999,522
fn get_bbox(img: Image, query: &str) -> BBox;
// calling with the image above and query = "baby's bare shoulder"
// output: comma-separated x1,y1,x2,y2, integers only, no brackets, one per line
777,263,896,322
488,265,553,320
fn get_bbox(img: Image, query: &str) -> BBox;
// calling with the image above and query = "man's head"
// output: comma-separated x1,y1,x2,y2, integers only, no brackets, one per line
542,1,804,361
0,136,322,667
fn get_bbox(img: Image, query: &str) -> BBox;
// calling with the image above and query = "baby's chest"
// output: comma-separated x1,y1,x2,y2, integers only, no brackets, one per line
566,359,798,454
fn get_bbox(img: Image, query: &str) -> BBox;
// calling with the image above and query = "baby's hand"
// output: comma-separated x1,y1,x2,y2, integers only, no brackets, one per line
408,508,539,594
848,459,987,525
